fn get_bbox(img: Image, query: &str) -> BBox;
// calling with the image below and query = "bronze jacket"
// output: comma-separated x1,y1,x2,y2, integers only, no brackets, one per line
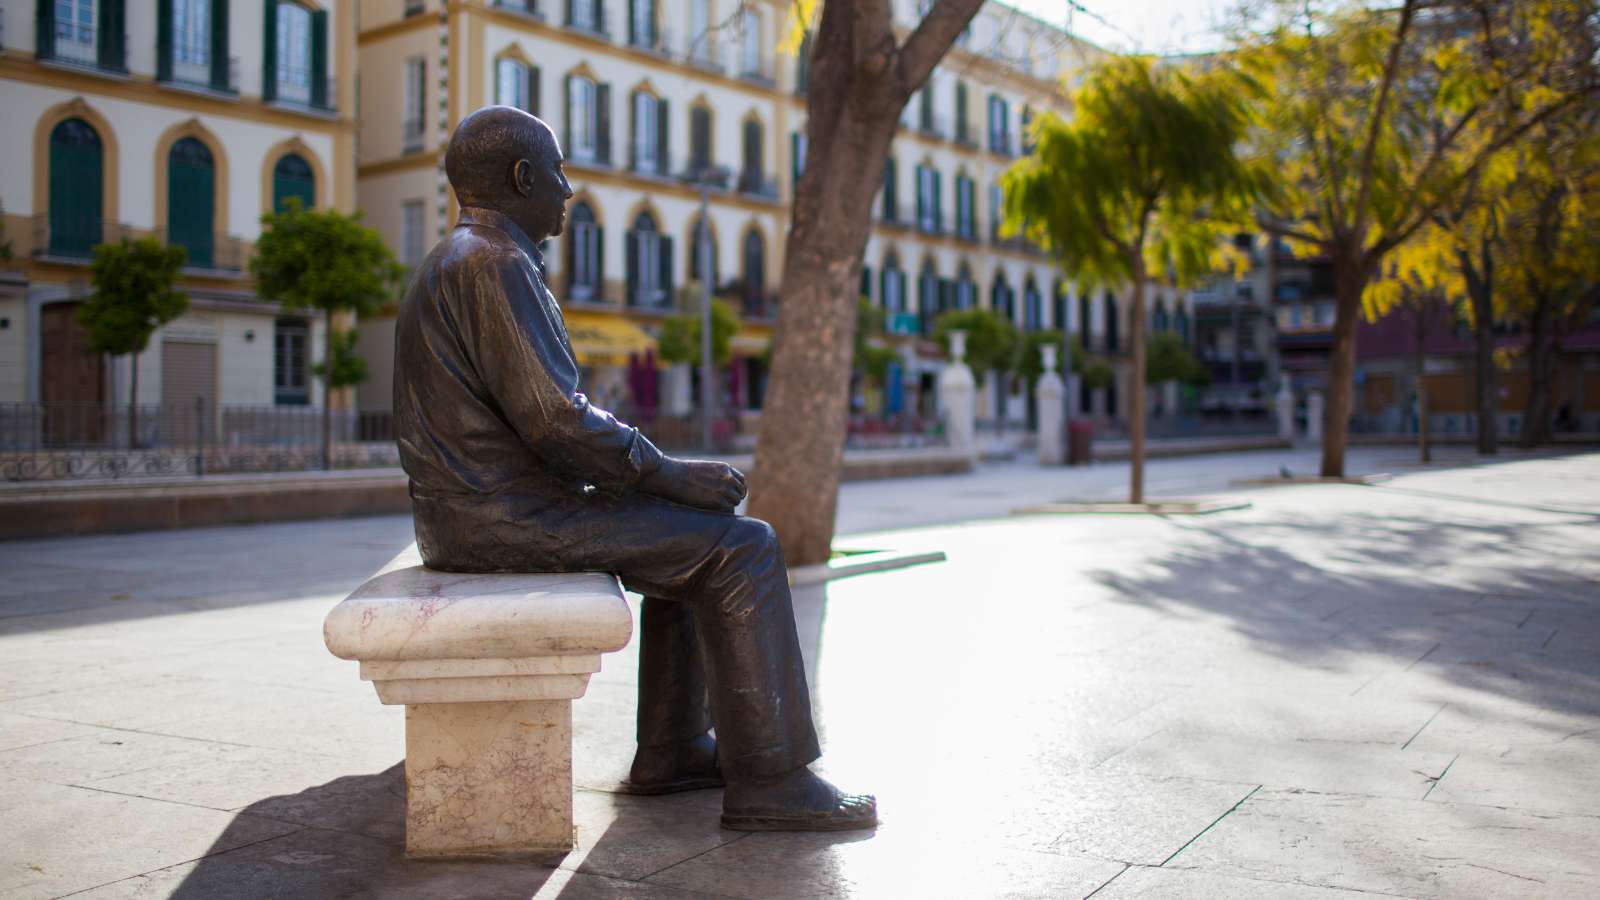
393,206,665,502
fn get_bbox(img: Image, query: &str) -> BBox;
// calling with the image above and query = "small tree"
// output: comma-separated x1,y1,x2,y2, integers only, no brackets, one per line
1004,56,1260,503
80,237,188,446
657,296,739,368
252,200,402,468
852,298,898,393
1146,331,1209,388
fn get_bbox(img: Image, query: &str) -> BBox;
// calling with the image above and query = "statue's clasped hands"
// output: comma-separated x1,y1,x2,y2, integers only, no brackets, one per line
640,458,748,513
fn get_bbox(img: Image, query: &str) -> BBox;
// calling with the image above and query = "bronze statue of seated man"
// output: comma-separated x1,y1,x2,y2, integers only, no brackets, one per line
393,105,875,832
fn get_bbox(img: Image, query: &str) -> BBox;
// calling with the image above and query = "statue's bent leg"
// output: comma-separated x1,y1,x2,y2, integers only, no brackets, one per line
620,597,723,794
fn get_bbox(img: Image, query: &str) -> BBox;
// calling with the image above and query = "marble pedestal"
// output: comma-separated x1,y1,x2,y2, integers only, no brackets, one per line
324,544,633,858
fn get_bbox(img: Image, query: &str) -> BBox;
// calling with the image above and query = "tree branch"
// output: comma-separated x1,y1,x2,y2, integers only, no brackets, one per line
1256,213,1326,248
896,0,986,96
1351,0,1418,237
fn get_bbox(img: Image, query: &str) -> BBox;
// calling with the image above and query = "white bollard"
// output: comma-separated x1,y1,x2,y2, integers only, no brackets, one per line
1308,390,1325,443
1276,381,1295,440
1036,344,1066,465
939,330,978,462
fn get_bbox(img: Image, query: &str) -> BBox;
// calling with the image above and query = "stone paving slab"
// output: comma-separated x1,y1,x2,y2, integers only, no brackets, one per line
1,450,1597,898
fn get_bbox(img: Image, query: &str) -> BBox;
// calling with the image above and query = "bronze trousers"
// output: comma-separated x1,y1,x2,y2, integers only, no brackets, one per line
411,486,822,779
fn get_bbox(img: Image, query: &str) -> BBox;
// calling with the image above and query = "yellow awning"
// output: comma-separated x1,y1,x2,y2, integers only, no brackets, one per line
564,310,656,367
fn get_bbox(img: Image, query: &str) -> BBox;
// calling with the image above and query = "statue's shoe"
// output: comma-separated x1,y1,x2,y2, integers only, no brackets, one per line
619,735,724,795
616,770,726,795
721,792,878,832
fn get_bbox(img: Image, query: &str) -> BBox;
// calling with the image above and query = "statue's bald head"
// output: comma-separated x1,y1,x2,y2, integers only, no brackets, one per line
445,106,572,241
446,106,557,207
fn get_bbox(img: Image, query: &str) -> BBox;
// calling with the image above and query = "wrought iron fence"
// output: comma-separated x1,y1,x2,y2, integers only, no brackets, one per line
0,401,398,482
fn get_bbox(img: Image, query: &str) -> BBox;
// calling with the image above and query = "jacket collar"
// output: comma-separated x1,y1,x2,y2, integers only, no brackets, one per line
458,206,545,271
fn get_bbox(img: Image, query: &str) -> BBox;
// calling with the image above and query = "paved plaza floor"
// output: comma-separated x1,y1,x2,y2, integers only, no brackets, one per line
2,447,1597,898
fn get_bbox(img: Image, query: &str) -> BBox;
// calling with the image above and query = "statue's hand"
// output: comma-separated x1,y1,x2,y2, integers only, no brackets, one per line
640,458,747,512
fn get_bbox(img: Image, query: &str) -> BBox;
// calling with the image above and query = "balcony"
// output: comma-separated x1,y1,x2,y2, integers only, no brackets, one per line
953,124,978,149
988,132,1016,158
678,32,726,73
737,172,778,200
491,0,542,18
628,148,673,180
28,216,247,273
916,113,948,141
155,228,250,273
628,23,666,54
160,56,240,97
38,28,128,75
737,55,776,87
402,118,426,155
270,76,338,114
916,209,945,236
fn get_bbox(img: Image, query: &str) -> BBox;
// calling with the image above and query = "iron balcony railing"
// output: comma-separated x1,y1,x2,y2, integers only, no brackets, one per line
737,172,779,200
402,118,426,154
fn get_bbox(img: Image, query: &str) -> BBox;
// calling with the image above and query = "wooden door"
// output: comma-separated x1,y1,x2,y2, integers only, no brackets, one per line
40,303,105,445
160,340,217,445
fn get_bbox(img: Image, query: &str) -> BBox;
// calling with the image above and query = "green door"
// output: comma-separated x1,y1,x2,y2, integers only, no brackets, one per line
48,118,104,258
167,137,215,268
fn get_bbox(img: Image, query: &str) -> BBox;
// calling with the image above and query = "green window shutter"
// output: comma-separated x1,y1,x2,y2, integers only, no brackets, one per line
624,231,638,304
860,265,871,301
168,139,216,269
627,0,636,45
933,171,942,228
35,0,55,60
310,8,329,109
656,98,669,175
594,226,605,293
627,90,638,171
527,65,540,116
157,0,174,82
99,0,127,71
955,82,967,140
596,83,611,165
562,74,573,154
659,235,674,300
48,120,104,257
882,159,897,220
262,0,278,102
210,0,231,91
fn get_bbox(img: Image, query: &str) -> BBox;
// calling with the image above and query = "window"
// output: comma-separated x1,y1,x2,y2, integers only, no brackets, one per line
881,254,906,315
402,199,425,266
740,9,763,79
171,0,210,84
690,0,713,64
987,94,1010,154
568,0,600,32
918,87,935,133
47,118,104,258
632,91,667,175
954,81,970,143
403,57,426,152
956,265,976,310
565,202,601,301
742,231,766,315
1153,301,1169,332
496,58,538,113
625,212,673,308
274,318,311,405
988,182,1003,238
1078,293,1091,349
1177,308,1190,341
992,273,1015,323
1052,279,1066,331
739,119,767,195
1103,292,1119,351
917,261,939,334
1020,105,1034,154
689,106,712,175
1024,279,1042,331
791,131,808,190
565,75,610,165
629,0,657,48
52,0,99,65
272,153,315,212
915,164,941,233
882,157,899,222
167,137,215,269
955,174,975,240
688,217,718,286
275,2,312,104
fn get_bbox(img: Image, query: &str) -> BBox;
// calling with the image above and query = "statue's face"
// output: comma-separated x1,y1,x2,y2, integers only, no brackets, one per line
513,121,574,240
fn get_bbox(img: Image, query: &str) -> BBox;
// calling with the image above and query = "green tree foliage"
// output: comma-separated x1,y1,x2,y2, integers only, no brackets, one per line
1146,331,1209,387
656,296,739,368
1002,55,1260,503
80,237,188,445
1237,0,1595,474
251,199,402,466
931,307,1019,380
1015,329,1064,383
853,298,898,384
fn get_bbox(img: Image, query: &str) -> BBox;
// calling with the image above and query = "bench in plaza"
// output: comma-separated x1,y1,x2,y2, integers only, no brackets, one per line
323,545,633,858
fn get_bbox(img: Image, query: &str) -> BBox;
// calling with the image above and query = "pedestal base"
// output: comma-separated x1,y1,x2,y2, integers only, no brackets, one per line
404,699,574,857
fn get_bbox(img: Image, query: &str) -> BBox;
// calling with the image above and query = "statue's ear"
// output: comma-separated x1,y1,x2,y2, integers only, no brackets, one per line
512,158,535,197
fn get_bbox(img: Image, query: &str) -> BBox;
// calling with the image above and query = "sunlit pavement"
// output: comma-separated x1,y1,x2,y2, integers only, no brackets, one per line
2,448,1597,898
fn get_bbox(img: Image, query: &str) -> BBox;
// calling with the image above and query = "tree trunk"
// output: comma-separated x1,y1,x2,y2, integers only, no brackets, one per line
1321,248,1367,478
1521,298,1555,447
1128,271,1148,504
1414,313,1429,464
1463,244,1498,455
748,0,981,565
128,352,140,450
322,309,334,470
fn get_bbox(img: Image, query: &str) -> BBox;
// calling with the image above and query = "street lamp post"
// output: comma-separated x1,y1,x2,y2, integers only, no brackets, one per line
697,185,714,451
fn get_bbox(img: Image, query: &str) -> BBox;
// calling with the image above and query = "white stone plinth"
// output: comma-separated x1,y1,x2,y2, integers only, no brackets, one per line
1308,391,1325,443
324,544,633,858
1276,382,1295,440
939,330,978,462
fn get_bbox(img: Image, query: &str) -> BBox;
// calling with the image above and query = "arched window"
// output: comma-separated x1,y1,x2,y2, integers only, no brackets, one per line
625,211,672,308
48,118,104,257
881,252,906,317
954,80,970,144
168,137,215,268
632,89,667,175
564,74,609,165
1103,291,1119,352
881,156,899,222
1153,300,1169,332
742,230,766,314
689,106,712,174
272,152,315,212
956,263,976,310
1078,292,1092,350
739,119,766,194
917,260,939,334
1176,307,1191,341
565,201,601,302
495,58,538,114
688,216,718,286
992,272,1015,323
1024,277,1043,331
1052,279,1066,332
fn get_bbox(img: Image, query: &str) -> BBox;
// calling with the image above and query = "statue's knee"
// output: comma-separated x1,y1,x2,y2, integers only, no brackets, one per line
729,516,781,557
